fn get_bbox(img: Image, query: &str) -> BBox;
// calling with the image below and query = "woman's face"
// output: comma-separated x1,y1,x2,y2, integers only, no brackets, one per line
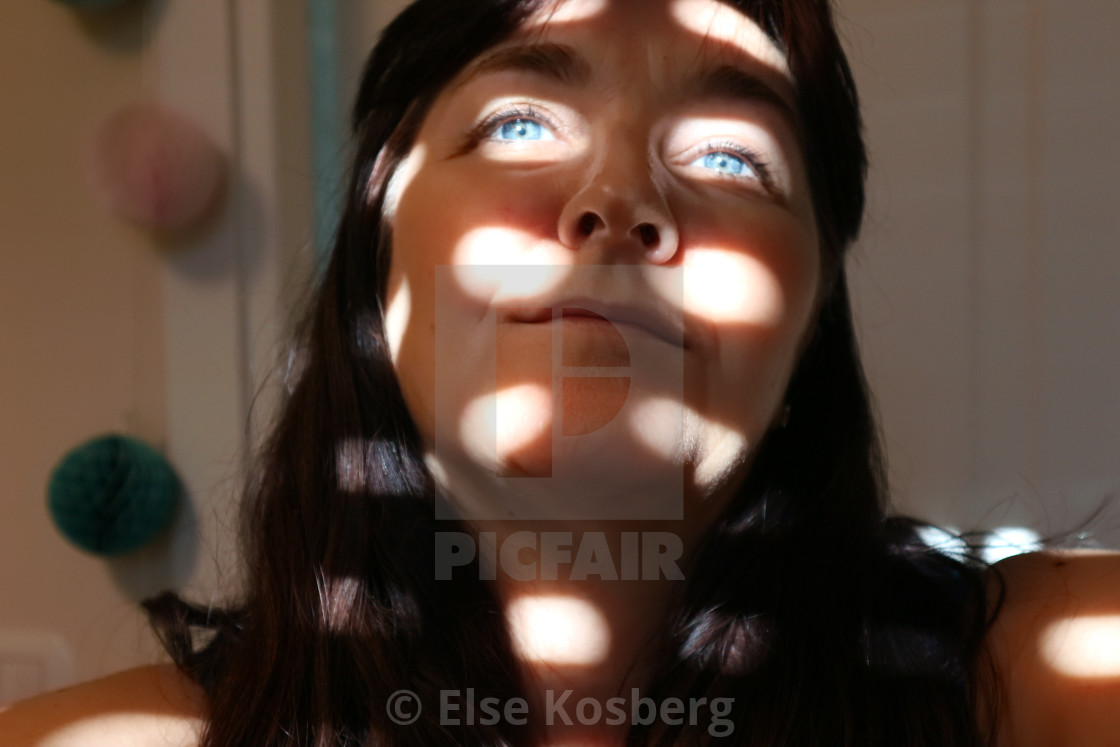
383,0,819,519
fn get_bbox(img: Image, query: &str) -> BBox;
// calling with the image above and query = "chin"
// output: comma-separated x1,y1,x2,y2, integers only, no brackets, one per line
495,405,690,521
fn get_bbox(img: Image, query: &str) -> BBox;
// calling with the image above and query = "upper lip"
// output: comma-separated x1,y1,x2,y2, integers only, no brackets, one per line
506,297,686,348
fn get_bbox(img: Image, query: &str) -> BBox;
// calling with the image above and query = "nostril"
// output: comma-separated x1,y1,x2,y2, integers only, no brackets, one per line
578,212,601,236
637,223,659,248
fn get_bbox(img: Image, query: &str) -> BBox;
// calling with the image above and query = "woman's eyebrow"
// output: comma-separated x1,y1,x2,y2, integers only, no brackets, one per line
686,64,802,136
455,42,593,89
452,42,799,135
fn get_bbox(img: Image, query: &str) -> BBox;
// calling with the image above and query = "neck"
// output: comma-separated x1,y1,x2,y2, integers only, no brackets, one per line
476,520,688,746
428,452,743,744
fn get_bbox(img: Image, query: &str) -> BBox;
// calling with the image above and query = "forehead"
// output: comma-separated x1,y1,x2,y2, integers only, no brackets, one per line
520,0,792,81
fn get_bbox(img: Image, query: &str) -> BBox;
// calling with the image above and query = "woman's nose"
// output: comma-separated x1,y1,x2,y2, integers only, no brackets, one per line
557,146,680,264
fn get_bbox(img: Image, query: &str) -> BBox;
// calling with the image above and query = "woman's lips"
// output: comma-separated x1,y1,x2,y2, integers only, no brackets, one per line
561,308,651,336
559,310,632,367
505,301,686,349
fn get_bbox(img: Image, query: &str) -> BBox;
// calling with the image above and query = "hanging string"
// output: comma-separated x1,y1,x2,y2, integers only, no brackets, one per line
307,0,344,273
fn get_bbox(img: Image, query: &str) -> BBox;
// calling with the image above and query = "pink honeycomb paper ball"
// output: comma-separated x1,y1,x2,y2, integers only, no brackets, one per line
90,103,225,232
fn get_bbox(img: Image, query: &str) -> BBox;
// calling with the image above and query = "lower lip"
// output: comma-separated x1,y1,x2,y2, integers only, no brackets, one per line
557,316,670,343
561,315,620,327
504,315,683,347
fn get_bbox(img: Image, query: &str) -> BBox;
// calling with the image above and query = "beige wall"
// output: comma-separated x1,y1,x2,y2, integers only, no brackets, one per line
0,0,314,701
840,0,1120,545
0,0,167,693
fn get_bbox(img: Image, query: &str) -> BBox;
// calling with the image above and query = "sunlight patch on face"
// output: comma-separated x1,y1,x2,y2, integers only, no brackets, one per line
670,0,791,77
384,277,411,365
461,384,552,463
507,594,611,666
1041,614,1120,679
632,398,749,489
682,248,784,326
382,144,426,219
526,0,608,27
628,396,685,463
686,404,749,489
452,227,572,302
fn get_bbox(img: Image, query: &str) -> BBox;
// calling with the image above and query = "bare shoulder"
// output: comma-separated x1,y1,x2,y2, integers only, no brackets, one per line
986,549,1120,747
0,663,208,747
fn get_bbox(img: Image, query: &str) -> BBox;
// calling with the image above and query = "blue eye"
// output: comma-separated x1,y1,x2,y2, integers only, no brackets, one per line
494,117,555,142
691,151,753,177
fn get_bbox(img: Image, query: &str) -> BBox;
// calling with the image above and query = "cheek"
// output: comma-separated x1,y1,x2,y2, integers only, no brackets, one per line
390,166,564,327
681,205,819,334
680,203,819,433
396,166,564,264
386,166,569,437
392,166,577,332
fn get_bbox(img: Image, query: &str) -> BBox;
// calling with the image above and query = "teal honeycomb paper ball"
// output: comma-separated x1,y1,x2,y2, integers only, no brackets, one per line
47,435,179,556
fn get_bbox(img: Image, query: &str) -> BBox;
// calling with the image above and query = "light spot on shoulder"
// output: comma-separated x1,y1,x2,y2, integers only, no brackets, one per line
1041,614,1120,678
987,550,1120,745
